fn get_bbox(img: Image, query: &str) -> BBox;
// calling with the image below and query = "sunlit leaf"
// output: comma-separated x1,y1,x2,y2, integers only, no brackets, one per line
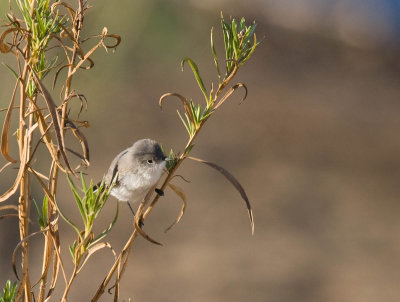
181,58,208,102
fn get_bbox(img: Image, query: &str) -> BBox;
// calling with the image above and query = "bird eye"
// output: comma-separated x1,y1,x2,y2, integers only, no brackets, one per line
147,159,154,164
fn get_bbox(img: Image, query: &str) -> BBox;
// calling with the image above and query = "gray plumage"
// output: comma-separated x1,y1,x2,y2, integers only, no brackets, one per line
105,139,166,203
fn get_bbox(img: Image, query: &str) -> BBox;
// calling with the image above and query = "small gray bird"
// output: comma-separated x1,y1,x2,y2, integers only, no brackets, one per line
104,139,167,205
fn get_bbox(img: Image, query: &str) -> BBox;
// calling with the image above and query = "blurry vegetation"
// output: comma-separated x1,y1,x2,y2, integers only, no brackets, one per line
0,0,120,301
0,0,259,300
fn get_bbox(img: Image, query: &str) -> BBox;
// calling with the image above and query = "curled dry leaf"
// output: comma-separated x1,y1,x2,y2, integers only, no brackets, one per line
0,138,27,202
188,156,254,234
65,119,90,165
159,92,195,125
214,83,248,110
102,34,122,49
53,64,73,88
77,242,116,274
164,183,187,233
0,162,12,174
0,27,19,54
47,229,66,300
51,2,76,19
1,81,19,163
12,227,49,280
134,186,163,246
29,99,60,167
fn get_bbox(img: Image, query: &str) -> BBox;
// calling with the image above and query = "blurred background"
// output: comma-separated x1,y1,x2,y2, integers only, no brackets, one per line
1,0,400,301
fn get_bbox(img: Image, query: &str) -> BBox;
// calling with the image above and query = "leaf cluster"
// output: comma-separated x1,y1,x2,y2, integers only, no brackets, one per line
0,1,121,301
63,174,118,263
0,281,17,302
161,14,259,151
13,0,65,95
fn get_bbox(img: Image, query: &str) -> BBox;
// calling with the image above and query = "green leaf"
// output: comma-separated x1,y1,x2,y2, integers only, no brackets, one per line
0,280,17,302
181,58,208,103
185,144,195,155
89,202,119,248
42,195,48,225
239,34,258,67
240,17,246,31
67,174,86,221
1,63,18,79
33,199,42,222
33,196,48,229
231,19,239,59
81,173,87,192
177,110,191,136
242,23,257,47
210,27,221,83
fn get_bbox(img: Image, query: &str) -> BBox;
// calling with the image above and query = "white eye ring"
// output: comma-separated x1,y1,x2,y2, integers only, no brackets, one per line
147,159,154,164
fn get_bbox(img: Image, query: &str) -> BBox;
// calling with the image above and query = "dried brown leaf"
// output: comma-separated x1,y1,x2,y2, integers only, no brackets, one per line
0,145,27,202
164,183,186,233
29,167,57,209
77,242,116,274
51,2,76,20
12,228,49,280
188,156,254,234
0,162,12,174
0,27,19,53
214,83,247,110
1,80,19,163
0,204,18,212
134,186,163,246
159,92,195,125
53,64,73,89
65,119,90,165
102,34,121,49
30,100,59,162
46,229,66,301
33,74,73,173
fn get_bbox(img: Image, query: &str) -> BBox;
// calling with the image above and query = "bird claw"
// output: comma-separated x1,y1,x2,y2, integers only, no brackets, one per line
155,188,164,196
138,217,144,228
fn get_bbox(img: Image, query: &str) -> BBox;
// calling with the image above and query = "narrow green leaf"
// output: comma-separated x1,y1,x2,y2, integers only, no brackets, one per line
56,199,81,240
67,174,87,224
242,23,257,47
240,17,246,31
80,173,87,192
2,63,18,79
231,19,239,59
177,110,191,136
32,199,45,228
184,113,195,135
239,34,258,67
221,18,232,74
185,144,195,155
210,27,221,83
89,202,119,248
42,195,48,225
181,58,208,102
